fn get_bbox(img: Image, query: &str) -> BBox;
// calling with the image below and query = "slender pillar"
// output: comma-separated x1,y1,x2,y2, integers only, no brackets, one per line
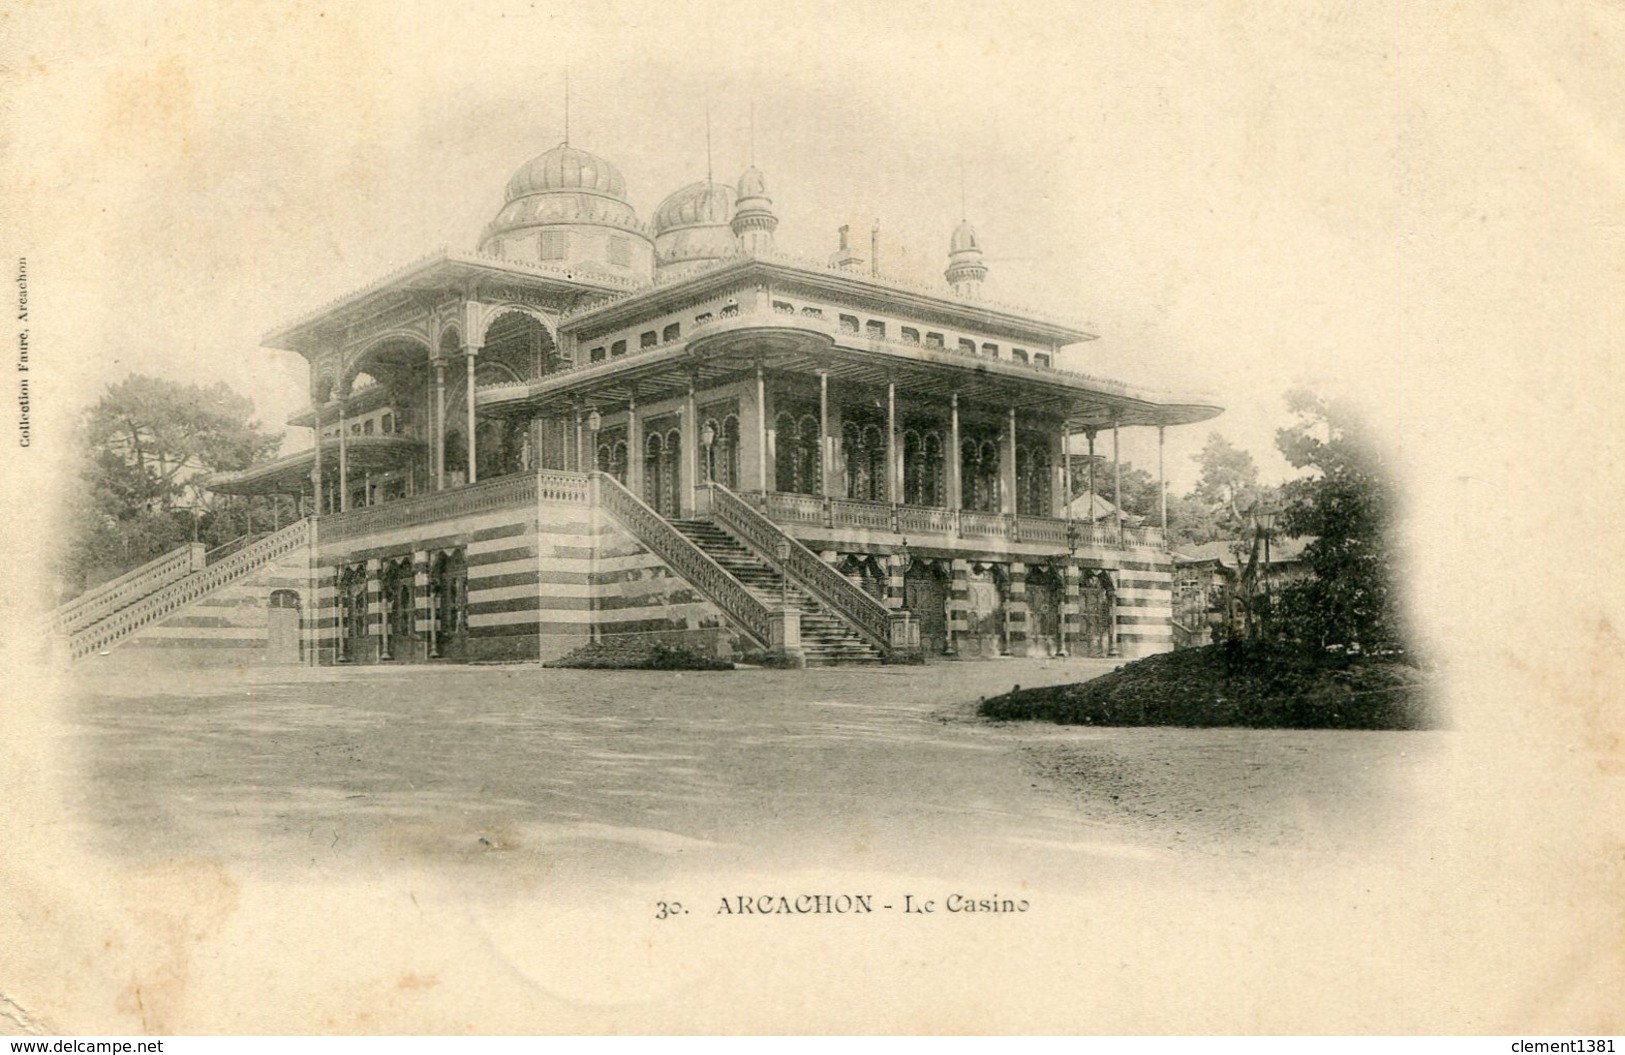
627,391,642,496
1059,420,1072,518
1086,429,1097,512
336,397,349,512
1003,406,1018,514
818,371,831,497
464,348,479,484
948,393,962,510
433,359,447,490
1112,417,1123,542
683,376,699,514
574,406,585,473
309,423,323,519
756,363,769,492
886,379,899,504
1158,424,1167,535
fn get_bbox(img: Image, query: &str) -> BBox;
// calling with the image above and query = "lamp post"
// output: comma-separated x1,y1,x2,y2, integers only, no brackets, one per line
586,408,602,474
1060,520,1081,657
701,421,715,484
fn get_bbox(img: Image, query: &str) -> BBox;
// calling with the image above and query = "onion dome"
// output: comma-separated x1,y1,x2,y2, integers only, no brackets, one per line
945,219,988,297
731,166,777,253
481,142,646,248
652,179,738,277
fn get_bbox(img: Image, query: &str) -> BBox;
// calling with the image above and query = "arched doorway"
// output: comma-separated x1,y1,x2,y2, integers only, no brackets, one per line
903,559,950,655
430,549,468,661
337,565,368,663
962,562,1008,657
644,426,680,517
1077,569,1114,658
380,557,415,660
267,589,301,664
1025,564,1063,656
837,554,887,602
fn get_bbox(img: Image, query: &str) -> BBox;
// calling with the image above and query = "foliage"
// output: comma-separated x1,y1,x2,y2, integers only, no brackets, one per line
60,374,283,593
978,643,1435,729
1271,388,1404,653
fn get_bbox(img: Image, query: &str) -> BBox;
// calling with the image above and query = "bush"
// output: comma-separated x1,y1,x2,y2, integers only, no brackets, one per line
978,643,1437,729
544,640,734,671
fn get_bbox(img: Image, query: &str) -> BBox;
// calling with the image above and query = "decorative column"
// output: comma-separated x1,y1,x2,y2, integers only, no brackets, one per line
682,376,699,515
1006,561,1027,656
1086,428,1097,509
886,378,899,504
1003,406,1018,515
756,363,769,492
885,551,906,610
413,551,431,662
433,358,447,490
574,406,585,473
1057,420,1072,518
365,558,382,663
1112,417,1123,544
947,558,969,655
464,344,480,484
1060,563,1080,657
818,371,831,497
948,393,962,511
335,395,349,512
626,391,642,497
309,423,324,518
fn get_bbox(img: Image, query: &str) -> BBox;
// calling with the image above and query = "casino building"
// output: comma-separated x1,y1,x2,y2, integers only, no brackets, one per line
57,136,1221,667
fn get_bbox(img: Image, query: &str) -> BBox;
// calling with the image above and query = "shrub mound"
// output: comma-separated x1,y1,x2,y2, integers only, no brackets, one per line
543,640,734,671
978,643,1436,729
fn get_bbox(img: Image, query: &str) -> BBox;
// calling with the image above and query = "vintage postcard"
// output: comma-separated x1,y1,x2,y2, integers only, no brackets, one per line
1,0,1621,1036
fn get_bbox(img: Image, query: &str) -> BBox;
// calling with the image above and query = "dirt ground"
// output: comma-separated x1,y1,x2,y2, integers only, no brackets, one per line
61,655,1447,893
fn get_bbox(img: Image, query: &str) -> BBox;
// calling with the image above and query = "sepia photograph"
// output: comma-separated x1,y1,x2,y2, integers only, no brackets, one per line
2,0,1621,1037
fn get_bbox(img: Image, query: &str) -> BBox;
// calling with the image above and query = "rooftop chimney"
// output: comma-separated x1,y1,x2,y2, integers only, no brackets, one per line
829,224,864,271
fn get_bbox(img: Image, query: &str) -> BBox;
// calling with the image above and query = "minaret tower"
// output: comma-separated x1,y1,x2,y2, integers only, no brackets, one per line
945,220,988,299
732,165,778,255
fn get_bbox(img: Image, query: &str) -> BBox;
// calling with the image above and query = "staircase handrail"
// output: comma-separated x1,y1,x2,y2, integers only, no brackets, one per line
51,543,202,634
703,483,893,650
69,519,312,660
591,473,772,648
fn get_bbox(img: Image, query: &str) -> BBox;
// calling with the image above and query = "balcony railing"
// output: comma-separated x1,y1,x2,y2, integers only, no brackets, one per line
52,542,206,635
71,520,312,660
316,469,588,543
737,490,1164,549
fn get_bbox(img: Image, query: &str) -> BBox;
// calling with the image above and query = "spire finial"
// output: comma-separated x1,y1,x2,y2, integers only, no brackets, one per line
959,157,967,221
749,101,756,167
705,93,714,185
563,67,571,146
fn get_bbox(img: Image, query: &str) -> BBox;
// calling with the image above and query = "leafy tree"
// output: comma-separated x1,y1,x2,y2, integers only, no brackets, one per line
61,374,282,593
1271,388,1403,652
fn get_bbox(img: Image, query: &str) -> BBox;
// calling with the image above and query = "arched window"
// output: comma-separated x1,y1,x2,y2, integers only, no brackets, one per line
702,414,741,489
904,429,947,507
597,435,628,484
961,436,1001,513
662,322,681,343
774,411,822,495
1017,442,1052,516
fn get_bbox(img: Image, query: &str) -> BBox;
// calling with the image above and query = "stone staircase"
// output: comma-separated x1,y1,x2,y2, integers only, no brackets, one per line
61,519,312,661
670,519,884,665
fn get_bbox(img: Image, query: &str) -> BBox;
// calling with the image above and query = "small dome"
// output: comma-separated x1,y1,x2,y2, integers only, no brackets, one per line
654,180,735,233
505,143,629,203
950,220,981,255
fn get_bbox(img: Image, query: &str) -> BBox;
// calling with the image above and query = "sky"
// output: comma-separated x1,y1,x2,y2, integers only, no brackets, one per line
6,1,1624,581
